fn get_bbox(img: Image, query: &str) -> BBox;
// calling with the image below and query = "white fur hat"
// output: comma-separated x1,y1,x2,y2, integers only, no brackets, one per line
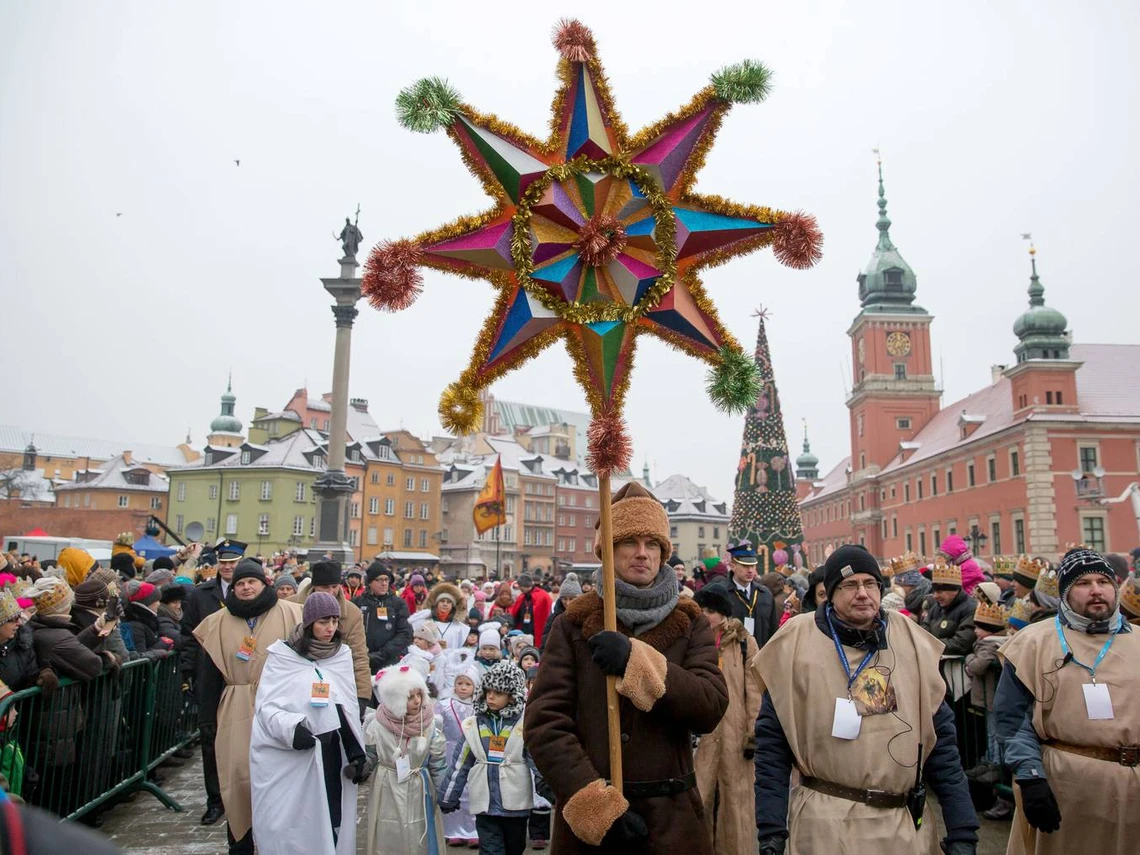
478,621,502,649
453,661,483,695
373,664,428,718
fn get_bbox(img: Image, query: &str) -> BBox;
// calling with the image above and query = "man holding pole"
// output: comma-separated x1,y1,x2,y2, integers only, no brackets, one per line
526,481,729,853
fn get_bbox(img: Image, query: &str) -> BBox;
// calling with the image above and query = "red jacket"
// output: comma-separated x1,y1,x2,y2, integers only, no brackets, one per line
401,586,426,615
508,587,553,642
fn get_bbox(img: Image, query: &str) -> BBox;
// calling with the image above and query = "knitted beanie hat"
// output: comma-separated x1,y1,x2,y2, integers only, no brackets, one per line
559,572,583,599
475,660,527,718
29,577,74,616
73,578,112,610
302,591,340,628
1057,548,1118,602
231,558,268,586
366,562,394,584
128,581,161,607
592,481,672,562
274,575,298,592
478,622,503,649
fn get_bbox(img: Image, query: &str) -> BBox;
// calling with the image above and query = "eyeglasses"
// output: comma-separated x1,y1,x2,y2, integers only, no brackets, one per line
834,580,881,594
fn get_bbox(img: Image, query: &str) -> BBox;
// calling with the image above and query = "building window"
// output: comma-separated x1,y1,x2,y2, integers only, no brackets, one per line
369,497,379,515
258,514,270,536
175,514,184,533
946,469,954,493
420,502,429,520
917,479,923,500
1046,391,1054,405
882,519,888,539
1010,449,1020,477
295,482,306,502
894,364,907,380
240,451,251,465
386,473,395,486
383,526,393,545
292,516,305,536
1081,516,1106,551
177,482,186,502
118,495,129,508
918,530,927,556
207,517,216,533
892,516,898,537
1056,391,1064,405
1079,446,1099,473
385,498,395,516
406,477,415,491
557,514,565,526
904,483,910,503
1014,517,1026,554
367,526,378,545
558,537,566,552
421,478,430,492
932,528,940,550
905,531,913,551
323,419,329,431
151,496,162,510
991,520,1002,554
670,525,678,538
403,501,414,519
226,514,238,535
503,525,513,541
351,502,360,518
419,529,427,547
311,418,318,429
260,480,272,500
309,517,316,537
890,485,896,498
967,462,976,487
896,417,911,430
698,526,705,538
229,481,240,500
713,527,720,539
370,472,379,484
987,456,997,483
348,528,358,546
859,493,865,511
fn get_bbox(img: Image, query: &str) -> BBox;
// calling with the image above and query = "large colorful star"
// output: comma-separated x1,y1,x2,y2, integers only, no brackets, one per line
363,19,821,472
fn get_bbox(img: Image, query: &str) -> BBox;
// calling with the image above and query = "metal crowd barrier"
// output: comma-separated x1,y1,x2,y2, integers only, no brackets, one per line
0,653,198,820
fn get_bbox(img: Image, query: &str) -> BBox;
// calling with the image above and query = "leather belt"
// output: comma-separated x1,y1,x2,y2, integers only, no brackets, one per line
801,776,907,809
1046,740,1140,767
622,771,696,799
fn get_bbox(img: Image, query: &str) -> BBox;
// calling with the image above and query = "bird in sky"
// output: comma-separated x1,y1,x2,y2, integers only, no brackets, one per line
116,212,123,217
234,159,241,167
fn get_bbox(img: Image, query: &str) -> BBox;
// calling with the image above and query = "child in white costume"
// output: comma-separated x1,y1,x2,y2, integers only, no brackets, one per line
363,663,448,855
437,664,481,847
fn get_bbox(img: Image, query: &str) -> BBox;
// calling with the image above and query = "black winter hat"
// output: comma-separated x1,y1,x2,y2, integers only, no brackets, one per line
694,586,734,618
823,544,883,599
1057,548,1118,601
231,558,268,586
161,584,188,604
366,562,394,584
152,556,175,572
667,555,685,569
111,552,137,579
310,561,342,587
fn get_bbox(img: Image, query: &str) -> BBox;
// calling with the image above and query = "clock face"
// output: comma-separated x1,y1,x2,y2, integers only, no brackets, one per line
886,331,911,357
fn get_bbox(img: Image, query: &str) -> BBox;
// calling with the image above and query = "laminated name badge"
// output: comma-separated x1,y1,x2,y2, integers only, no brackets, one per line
831,697,862,740
236,635,256,662
395,753,412,782
488,734,507,764
376,607,388,620
1083,683,1114,720
311,681,331,708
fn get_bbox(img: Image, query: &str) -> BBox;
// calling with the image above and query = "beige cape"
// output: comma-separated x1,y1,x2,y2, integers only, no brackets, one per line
193,598,303,839
754,611,945,854
999,618,1140,855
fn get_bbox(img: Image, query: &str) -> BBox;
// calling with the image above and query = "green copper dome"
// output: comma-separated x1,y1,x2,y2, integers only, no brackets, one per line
1013,252,1070,362
795,424,819,480
857,161,925,314
210,375,243,434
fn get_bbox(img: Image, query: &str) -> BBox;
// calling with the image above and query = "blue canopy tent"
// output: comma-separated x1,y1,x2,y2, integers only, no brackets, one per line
132,535,176,560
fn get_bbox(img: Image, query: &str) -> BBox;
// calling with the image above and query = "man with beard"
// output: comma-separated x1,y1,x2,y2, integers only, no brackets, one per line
995,547,1139,854
193,558,302,854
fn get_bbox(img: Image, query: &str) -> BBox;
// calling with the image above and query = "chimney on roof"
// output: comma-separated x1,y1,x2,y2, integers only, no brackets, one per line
350,398,369,412
123,450,133,465
990,365,1006,385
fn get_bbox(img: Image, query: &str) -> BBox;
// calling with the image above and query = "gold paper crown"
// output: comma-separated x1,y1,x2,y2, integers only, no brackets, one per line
1035,568,1060,599
992,556,1016,578
114,532,134,547
31,579,72,615
974,600,1009,628
0,590,20,624
1120,575,1140,619
889,552,922,576
930,555,962,587
1008,597,1036,626
1015,555,1047,581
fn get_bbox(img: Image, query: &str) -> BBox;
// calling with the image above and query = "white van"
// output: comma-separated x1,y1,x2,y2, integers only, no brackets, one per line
3,535,114,563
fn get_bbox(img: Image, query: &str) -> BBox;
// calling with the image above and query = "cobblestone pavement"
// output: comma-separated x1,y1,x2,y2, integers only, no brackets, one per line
94,747,1012,853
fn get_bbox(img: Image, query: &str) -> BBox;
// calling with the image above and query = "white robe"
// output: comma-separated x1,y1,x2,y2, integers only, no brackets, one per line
437,696,477,841
250,640,362,855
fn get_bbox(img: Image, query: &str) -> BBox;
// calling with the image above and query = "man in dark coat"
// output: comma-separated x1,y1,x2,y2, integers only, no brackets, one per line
179,538,245,826
704,542,779,649
526,482,728,853
353,562,413,673
920,558,977,657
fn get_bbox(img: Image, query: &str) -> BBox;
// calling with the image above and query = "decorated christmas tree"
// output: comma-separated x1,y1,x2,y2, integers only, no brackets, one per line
728,310,805,572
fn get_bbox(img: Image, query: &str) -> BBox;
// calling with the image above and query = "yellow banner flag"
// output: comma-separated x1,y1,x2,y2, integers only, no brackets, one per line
472,456,507,535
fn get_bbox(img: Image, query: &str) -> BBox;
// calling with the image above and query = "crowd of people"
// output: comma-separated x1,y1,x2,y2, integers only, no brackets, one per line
1,503,1138,854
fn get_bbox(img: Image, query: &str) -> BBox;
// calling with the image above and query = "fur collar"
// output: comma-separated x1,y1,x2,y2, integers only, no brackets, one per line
564,591,701,652
716,617,748,645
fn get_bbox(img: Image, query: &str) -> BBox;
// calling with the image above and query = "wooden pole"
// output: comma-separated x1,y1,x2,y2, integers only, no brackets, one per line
598,472,623,791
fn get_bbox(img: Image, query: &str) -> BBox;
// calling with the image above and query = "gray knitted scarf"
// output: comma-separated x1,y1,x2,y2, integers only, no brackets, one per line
598,564,679,636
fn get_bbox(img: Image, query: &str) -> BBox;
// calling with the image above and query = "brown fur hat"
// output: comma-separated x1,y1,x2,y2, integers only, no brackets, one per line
593,481,672,562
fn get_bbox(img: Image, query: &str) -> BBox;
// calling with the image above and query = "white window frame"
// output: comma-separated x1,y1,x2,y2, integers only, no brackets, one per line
293,516,305,537
258,514,270,536
118,495,129,508
420,502,429,520
367,526,378,545
406,477,415,491
385,498,395,516
150,496,162,510
225,513,238,535
369,497,379,515
229,480,240,500
208,484,218,500
260,480,272,500
421,478,430,492
295,482,306,502
177,482,186,502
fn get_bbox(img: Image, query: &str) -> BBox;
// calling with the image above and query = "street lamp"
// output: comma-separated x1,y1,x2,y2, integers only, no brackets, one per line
967,524,988,555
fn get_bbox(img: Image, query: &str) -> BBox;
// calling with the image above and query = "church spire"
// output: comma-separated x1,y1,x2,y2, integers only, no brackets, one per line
856,152,923,313
794,419,819,480
875,151,895,252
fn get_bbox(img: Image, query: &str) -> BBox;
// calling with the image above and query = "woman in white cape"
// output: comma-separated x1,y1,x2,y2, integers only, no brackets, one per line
250,592,370,855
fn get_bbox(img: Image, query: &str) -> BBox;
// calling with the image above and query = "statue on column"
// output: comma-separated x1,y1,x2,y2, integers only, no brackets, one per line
335,206,363,259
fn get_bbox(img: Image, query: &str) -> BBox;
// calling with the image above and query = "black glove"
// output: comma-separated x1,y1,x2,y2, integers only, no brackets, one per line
1018,778,1061,833
439,803,459,814
758,835,786,855
343,757,373,784
587,631,631,676
292,722,316,750
941,841,976,855
602,809,648,845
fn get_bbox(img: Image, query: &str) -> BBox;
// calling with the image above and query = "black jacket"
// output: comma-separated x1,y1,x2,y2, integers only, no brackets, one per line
156,605,183,650
704,574,778,648
180,577,226,677
540,598,567,651
0,624,40,691
753,607,979,846
921,590,977,657
125,602,169,655
353,591,413,671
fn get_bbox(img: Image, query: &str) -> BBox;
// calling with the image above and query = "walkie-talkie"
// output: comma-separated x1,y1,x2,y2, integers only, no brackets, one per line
906,744,926,830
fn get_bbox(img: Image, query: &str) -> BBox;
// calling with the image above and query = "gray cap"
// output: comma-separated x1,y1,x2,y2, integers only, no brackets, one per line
274,574,298,592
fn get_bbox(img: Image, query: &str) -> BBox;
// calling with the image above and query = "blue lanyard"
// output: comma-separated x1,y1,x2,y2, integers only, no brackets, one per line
1055,615,1117,683
246,617,257,632
826,608,877,692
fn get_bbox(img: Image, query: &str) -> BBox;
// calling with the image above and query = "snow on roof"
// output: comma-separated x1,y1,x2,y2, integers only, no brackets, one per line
0,425,192,467
55,453,169,492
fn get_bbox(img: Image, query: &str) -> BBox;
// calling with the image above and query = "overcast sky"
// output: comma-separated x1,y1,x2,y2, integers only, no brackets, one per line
2,0,1137,506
